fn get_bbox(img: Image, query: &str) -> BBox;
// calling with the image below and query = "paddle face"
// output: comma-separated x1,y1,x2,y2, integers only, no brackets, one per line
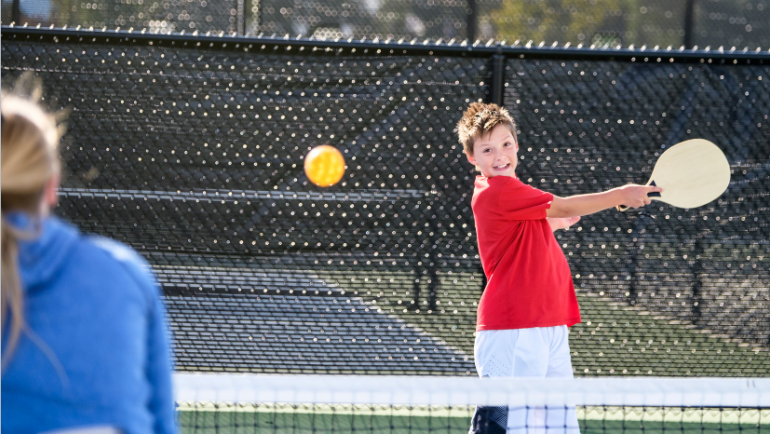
647,139,730,208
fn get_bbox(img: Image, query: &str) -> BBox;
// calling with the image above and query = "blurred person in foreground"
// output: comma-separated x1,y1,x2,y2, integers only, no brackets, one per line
1,75,177,433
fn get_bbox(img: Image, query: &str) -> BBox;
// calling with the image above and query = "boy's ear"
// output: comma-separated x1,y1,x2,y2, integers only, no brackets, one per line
465,150,476,166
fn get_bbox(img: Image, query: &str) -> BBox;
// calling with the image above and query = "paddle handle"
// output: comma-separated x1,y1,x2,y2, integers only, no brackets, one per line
616,181,661,212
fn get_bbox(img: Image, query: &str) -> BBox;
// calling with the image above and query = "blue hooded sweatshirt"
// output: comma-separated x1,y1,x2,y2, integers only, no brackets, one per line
1,215,177,434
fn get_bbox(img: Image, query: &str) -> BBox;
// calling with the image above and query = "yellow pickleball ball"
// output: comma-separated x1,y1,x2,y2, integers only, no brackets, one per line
304,145,345,187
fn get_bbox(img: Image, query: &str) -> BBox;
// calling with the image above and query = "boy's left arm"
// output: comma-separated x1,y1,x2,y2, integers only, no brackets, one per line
547,216,580,232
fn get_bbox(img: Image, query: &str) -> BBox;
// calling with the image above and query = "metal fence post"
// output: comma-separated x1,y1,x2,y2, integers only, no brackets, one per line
683,0,696,48
467,0,477,43
12,0,20,24
237,0,245,35
490,52,505,106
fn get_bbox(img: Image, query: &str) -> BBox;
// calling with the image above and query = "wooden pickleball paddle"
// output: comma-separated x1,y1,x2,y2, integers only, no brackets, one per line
618,139,731,211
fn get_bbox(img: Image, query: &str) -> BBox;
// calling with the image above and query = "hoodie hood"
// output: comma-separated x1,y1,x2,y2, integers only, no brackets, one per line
7,214,79,291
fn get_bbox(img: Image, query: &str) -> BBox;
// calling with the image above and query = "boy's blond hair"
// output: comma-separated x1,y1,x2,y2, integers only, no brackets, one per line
456,102,517,154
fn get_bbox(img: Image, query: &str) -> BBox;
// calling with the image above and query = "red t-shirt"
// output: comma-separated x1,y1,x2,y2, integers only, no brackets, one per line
471,175,581,331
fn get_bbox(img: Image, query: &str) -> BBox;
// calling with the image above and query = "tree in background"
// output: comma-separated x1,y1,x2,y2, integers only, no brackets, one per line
1,0,221,33
492,0,621,45
489,0,693,48
693,0,770,50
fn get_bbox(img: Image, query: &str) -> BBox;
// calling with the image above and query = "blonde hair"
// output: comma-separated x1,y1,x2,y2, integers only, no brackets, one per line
1,74,62,367
456,102,518,155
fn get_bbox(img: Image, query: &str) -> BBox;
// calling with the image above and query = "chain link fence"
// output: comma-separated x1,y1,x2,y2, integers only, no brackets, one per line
3,27,769,376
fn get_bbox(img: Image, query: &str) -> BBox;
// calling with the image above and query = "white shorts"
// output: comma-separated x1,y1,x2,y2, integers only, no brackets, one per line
469,326,580,434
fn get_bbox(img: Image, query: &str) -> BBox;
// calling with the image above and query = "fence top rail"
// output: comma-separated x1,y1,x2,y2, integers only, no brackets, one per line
4,26,770,63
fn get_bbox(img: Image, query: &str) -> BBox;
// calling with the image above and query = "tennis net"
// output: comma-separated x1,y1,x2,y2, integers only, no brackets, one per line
174,373,770,433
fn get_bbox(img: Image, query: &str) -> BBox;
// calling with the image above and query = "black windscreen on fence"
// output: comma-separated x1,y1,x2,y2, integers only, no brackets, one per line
2,28,768,376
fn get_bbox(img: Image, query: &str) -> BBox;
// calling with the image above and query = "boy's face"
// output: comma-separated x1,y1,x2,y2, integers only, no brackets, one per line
465,124,519,178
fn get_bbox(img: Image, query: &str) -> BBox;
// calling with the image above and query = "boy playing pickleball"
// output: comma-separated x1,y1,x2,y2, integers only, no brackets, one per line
458,103,661,434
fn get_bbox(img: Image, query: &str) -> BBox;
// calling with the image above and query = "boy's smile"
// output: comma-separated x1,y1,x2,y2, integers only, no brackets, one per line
465,124,519,178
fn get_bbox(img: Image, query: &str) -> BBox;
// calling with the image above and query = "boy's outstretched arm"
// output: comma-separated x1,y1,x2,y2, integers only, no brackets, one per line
547,184,662,218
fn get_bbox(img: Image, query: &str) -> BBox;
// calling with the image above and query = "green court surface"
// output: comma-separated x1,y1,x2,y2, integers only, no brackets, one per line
178,405,770,434
179,404,473,434
175,269,769,433
322,270,769,376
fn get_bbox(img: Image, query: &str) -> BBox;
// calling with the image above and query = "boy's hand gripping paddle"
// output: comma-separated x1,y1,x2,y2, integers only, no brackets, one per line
618,139,730,211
